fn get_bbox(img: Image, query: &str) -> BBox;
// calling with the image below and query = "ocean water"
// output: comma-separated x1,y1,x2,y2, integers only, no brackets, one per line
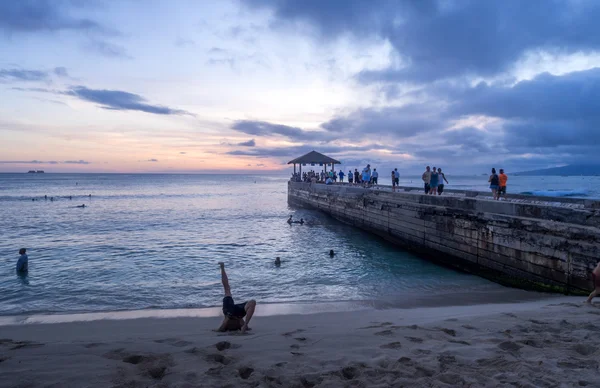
0,173,595,316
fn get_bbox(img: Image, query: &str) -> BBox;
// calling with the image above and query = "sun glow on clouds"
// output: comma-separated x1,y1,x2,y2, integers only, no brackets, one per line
2,0,600,173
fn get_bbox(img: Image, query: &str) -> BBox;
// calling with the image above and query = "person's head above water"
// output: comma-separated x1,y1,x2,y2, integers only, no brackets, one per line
329,249,334,257
19,248,26,255
275,257,281,266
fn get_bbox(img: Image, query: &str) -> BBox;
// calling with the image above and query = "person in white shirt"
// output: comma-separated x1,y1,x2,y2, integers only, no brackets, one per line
371,168,379,185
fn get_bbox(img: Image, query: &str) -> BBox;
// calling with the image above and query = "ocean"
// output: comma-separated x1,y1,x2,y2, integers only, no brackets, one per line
1,173,598,317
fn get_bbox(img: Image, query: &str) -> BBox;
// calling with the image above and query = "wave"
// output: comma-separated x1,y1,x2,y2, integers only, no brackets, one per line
520,189,589,198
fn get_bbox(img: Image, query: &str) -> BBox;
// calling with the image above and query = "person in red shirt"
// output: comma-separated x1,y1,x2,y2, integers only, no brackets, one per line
498,169,508,200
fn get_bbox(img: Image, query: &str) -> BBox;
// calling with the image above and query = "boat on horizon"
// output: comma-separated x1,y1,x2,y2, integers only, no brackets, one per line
27,170,45,173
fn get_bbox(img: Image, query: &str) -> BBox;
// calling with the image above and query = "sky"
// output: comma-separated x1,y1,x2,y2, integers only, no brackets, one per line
1,0,600,174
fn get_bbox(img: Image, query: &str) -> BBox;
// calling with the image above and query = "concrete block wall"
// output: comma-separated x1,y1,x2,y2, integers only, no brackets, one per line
288,182,600,294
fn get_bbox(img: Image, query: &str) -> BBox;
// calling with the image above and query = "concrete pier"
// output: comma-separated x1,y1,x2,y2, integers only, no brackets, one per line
288,182,600,294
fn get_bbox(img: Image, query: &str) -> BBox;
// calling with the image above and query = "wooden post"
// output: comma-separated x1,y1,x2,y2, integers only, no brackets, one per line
294,163,296,174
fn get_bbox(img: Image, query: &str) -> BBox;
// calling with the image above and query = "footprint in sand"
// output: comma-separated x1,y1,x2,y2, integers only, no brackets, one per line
290,352,304,356
294,337,307,342
238,366,254,380
498,341,523,352
215,341,241,351
290,344,301,349
282,329,305,337
461,324,477,330
122,355,147,365
1,339,45,350
0,356,9,363
374,329,394,336
206,353,233,365
83,342,104,349
437,328,456,337
405,336,424,343
154,338,193,347
380,341,402,349
359,322,394,329
572,343,597,356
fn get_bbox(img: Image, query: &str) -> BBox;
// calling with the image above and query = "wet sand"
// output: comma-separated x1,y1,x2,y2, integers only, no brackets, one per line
1,297,599,387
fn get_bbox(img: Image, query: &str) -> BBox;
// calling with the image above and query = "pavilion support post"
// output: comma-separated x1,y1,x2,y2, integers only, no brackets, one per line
294,164,296,174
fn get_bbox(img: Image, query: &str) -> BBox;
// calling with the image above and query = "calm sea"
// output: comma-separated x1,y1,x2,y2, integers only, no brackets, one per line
1,173,597,316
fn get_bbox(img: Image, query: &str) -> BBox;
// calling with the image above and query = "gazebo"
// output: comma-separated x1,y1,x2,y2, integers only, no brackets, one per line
287,150,341,176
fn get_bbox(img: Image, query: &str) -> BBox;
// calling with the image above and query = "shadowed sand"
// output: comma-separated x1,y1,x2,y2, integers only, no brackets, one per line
1,297,599,387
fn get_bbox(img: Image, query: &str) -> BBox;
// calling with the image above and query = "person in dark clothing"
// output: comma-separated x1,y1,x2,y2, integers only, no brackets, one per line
216,263,256,333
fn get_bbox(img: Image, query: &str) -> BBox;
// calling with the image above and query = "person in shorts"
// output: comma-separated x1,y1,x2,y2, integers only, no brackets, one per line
489,168,500,200
348,170,353,184
437,168,449,195
371,168,378,185
216,262,256,333
391,171,396,192
394,168,400,187
422,166,431,194
498,169,508,199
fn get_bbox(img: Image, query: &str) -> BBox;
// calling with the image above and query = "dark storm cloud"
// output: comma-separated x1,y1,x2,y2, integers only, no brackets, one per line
65,86,192,116
226,143,387,158
320,104,442,137
247,0,600,82
0,68,48,82
232,120,330,141
0,0,108,34
447,68,600,148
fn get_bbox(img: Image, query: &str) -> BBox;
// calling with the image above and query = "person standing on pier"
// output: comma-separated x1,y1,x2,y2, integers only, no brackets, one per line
371,168,379,186
498,169,508,200
339,170,345,183
429,167,439,195
354,169,360,186
489,168,500,200
391,170,397,192
422,166,431,194
394,168,400,187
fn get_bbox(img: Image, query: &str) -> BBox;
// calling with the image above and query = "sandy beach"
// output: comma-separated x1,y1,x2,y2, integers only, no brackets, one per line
1,297,599,388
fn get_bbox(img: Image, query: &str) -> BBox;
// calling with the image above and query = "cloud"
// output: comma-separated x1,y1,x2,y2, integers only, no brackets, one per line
0,0,108,34
175,37,195,47
53,67,69,77
0,160,88,164
0,68,48,82
237,139,256,147
63,160,90,164
85,40,131,59
232,120,329,141
66,86,193,116
247,0,600,83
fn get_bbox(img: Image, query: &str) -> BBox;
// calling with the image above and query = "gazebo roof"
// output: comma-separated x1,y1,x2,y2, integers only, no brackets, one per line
287,150,341,165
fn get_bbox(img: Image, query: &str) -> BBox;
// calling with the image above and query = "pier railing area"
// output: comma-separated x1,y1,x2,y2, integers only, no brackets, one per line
288,181,600,294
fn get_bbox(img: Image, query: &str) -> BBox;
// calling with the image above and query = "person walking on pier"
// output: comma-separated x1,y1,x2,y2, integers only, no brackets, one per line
437,168,449,195
422,166,432,194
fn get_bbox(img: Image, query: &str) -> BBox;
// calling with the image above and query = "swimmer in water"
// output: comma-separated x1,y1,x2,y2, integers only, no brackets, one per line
329,249,335,257
300,218,304,225
287,215,293,224
275,257,281,266
76,204,86,208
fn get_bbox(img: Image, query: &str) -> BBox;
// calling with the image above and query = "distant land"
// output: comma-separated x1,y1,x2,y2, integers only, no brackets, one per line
513,164,600,176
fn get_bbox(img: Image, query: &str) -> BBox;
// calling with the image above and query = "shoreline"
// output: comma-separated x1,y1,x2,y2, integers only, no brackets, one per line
0,287,555,327
1,296,599,387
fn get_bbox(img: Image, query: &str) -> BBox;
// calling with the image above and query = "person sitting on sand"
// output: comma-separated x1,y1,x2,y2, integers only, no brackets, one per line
586,262,600,304
16,248,28,273
216,262,256,333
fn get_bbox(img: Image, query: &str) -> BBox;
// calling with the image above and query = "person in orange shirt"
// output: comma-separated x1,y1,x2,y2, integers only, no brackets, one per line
498,169,508,200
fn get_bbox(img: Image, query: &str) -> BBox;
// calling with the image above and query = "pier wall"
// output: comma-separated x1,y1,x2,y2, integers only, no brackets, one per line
288,182,600,294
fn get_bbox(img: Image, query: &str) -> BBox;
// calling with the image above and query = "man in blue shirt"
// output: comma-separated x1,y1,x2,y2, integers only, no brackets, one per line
339,170,345,182
16,248,28,273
